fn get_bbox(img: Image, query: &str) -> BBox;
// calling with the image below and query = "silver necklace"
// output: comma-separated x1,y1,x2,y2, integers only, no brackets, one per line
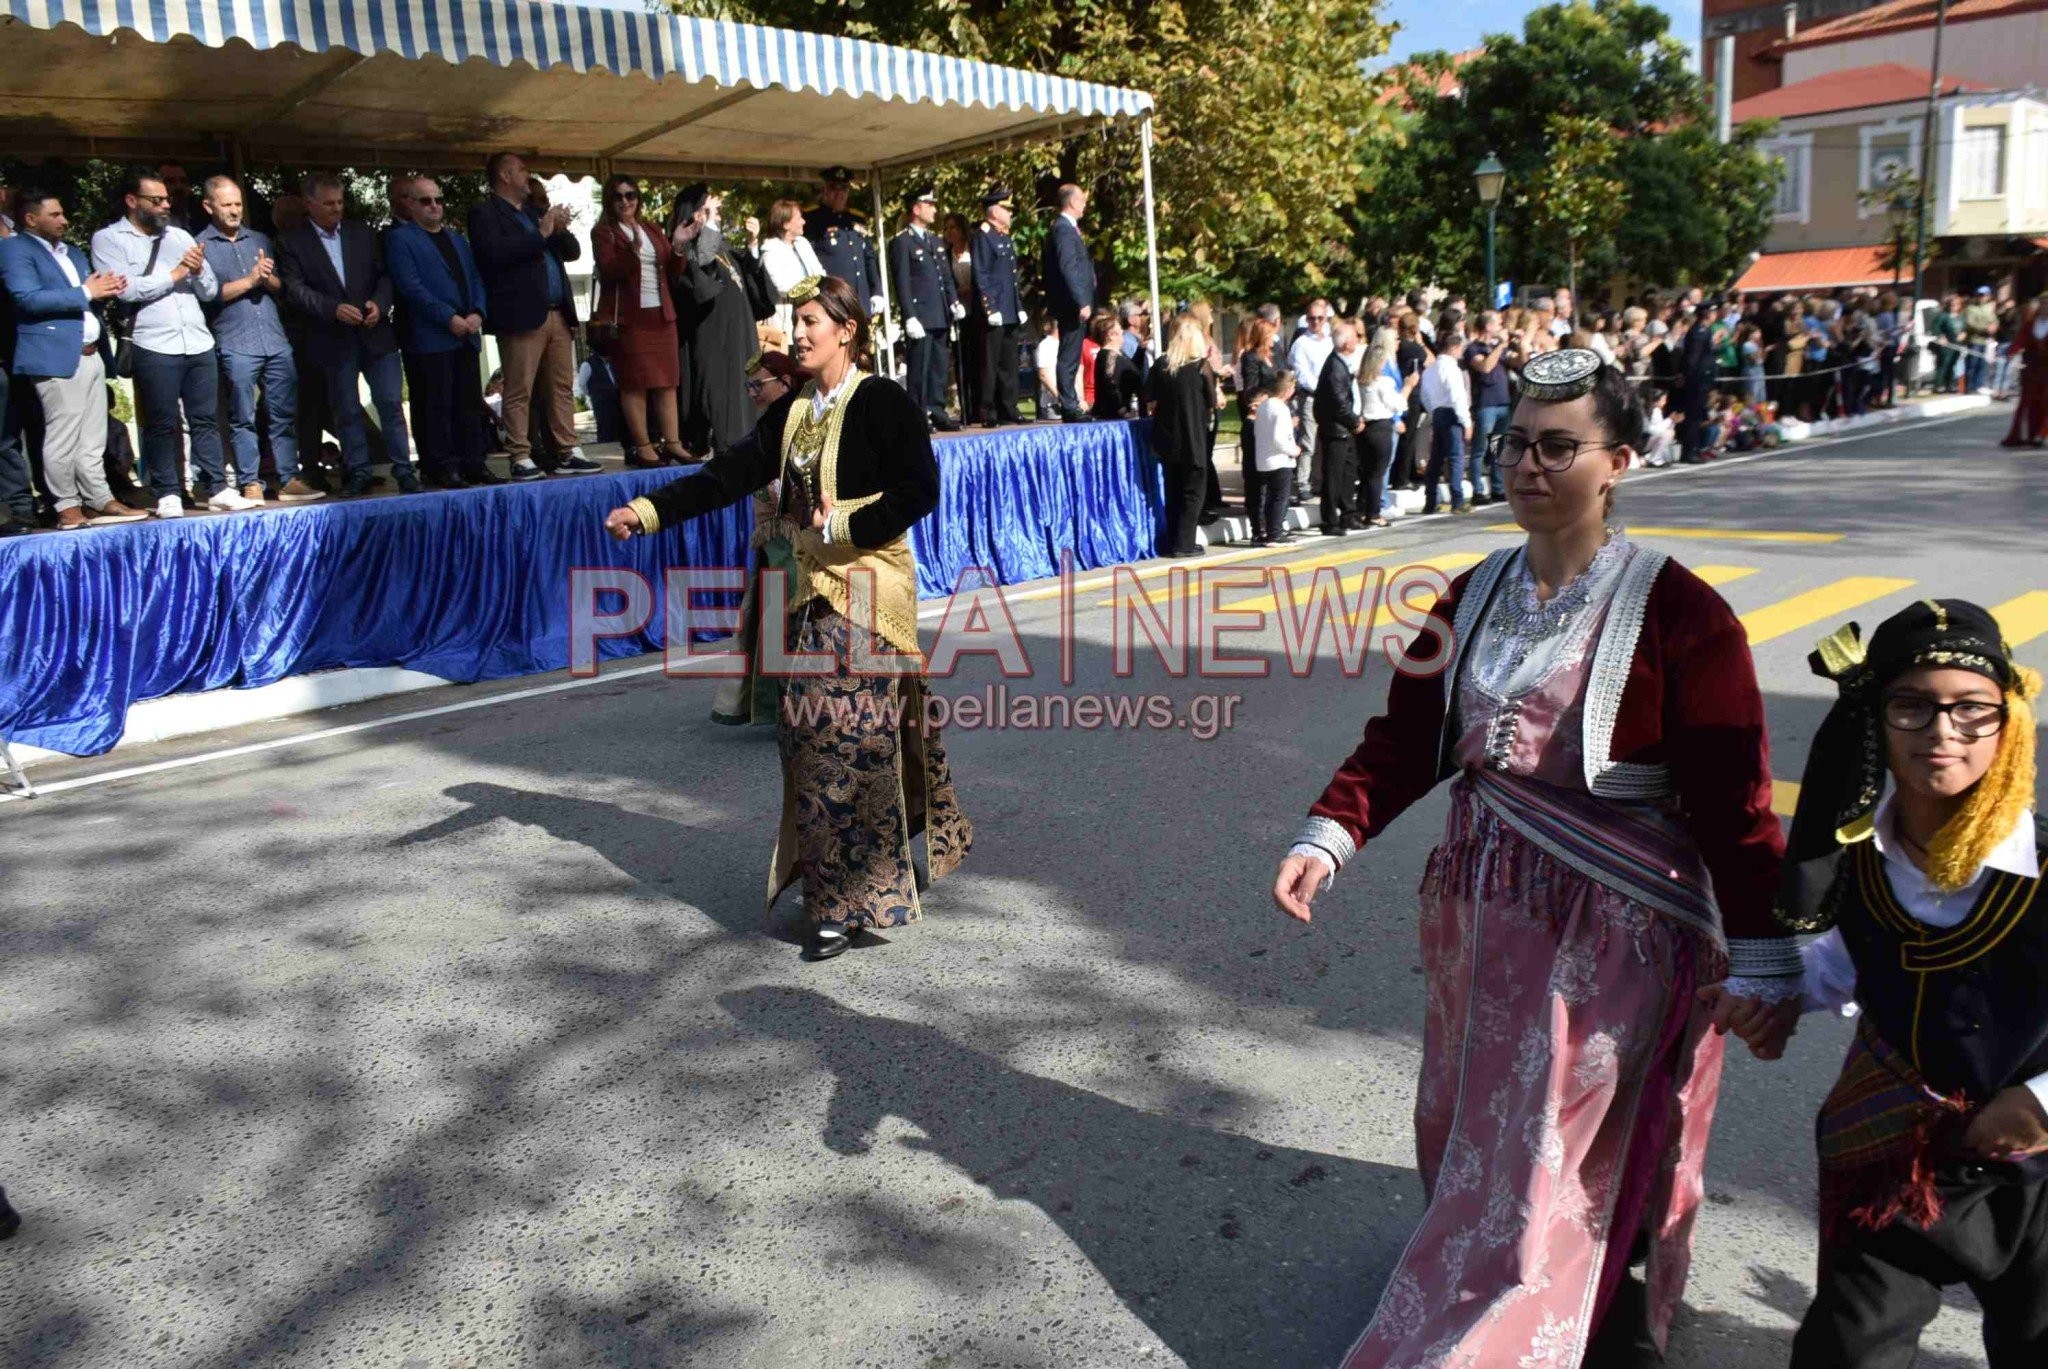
1498,532,1627,643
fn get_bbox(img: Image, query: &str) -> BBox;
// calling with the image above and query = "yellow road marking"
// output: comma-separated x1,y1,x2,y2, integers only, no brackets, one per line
1692,565,1761,588
1772,779,1800,818
1992,592,2048,648
1484,523,1843,544
1740,577,1917,646
1095,547,1396,609
1228,552,1488,620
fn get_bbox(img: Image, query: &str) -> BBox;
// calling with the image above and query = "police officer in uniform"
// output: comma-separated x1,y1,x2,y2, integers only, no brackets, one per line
888,184,964,431
969,185,1023,427
803,166,884,320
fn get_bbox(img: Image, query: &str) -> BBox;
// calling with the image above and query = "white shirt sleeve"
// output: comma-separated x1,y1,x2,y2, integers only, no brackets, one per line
1798,929,1862,1017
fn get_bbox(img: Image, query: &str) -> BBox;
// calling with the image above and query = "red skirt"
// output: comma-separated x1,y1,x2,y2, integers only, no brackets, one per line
610,302,680,391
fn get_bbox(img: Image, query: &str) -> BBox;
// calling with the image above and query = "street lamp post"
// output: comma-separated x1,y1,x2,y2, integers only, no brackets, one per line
1474,152,1506,308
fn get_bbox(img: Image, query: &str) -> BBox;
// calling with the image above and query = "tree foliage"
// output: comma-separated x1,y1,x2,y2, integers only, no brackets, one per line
1351,0,1779,302
1524,114,1624,313
667,0,1396,305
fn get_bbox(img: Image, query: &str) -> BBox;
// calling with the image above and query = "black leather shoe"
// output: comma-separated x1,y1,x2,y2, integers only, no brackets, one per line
932,416,962,432
807,922,853,960
461,466,508,486
343,472,375,499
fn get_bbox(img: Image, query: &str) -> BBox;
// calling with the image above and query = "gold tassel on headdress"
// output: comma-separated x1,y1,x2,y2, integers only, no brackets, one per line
1924,663,2041,894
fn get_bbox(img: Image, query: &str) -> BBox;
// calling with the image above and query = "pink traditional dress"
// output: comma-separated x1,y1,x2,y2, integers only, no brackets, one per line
1294,535,1799,1367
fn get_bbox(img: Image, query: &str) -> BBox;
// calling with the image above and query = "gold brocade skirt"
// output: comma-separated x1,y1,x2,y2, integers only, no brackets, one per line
768,606,972,929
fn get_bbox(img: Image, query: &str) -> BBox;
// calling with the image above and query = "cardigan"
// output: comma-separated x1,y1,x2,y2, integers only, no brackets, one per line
1305,550,1792,965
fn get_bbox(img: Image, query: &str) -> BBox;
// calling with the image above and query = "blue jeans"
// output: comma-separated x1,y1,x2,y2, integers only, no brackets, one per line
132,345,225,499
1471,404,1508,501
325,343,413,476
1423,408,1468,511
220,350,299,487
1964,345,1989,393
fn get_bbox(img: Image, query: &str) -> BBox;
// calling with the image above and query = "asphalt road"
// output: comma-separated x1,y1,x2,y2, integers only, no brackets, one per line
3,407,2044,1368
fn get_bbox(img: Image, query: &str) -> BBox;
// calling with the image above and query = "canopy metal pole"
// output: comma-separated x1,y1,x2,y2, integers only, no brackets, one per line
870,172,898,381
1140,116,1162,357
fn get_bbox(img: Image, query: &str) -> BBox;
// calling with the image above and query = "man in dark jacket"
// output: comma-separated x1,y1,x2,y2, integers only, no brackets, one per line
1041,183,1097,423
887,184,962,431
968,185,1023,427
1311,321,1364,537
466,152,599,481
1678,302,1719,464
275,172,418,497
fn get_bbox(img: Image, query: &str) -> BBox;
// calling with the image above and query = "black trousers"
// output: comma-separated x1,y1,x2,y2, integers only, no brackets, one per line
1794,1173,2048,1368
1318,430,1359,532
1356,419,1395,524
905,331,951,422
1054,316,1085,417
1392,395,1427,487
404,349,491,481
1258,464,1292,543
1162,456,1206,555
0,364,35,525
979,321,1022,424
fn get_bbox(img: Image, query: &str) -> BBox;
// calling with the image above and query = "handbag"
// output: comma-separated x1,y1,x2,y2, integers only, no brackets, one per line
585,226,625,359
104,235,163,380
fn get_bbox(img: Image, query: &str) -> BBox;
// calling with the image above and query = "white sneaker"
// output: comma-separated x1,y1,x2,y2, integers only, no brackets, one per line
155,495,185,519
206,488,262,512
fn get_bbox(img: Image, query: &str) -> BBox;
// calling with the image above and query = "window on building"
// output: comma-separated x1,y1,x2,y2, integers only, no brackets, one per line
1859,125,1918,215
1955,125,2006,200
1763,137,1811,222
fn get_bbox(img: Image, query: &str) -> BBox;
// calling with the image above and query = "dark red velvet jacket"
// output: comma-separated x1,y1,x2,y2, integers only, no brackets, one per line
1307,558,1787,942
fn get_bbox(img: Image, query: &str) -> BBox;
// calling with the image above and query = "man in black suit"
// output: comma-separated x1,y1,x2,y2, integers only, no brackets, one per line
275,172,418,497
1677,301,1719,464
887,184,962,431
969,185,1024,427
1041,183,1097,423
1311,320,1365,537
467,152,599,481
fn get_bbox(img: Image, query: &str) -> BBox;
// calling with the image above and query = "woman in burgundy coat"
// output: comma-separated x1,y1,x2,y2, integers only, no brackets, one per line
592,175,683,468
1273,350,1800,1369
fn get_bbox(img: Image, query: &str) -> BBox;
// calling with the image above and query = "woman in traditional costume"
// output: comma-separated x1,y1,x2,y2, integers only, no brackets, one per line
1753,600,2046,1366
1272,349,1801,1368
605,275,972,960
2001,292,2048,449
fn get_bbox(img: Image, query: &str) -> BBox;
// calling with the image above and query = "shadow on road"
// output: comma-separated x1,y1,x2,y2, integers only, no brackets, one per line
718,984,1416,1369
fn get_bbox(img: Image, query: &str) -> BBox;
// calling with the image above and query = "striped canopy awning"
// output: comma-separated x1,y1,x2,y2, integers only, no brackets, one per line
0,0,1155,178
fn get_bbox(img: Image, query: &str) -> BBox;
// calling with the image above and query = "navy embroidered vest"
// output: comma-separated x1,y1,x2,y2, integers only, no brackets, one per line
1835,818,2048,1104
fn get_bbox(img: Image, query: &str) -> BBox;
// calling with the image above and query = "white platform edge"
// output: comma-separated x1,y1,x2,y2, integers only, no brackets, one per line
11,667,454,769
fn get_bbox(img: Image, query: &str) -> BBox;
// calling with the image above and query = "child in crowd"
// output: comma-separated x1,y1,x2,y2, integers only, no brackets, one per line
1638,386,1677,467
1250,372,1300,547
1730,601,2047,1367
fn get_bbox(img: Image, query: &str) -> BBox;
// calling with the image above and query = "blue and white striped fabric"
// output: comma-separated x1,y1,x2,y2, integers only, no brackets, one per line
2,0,1154,119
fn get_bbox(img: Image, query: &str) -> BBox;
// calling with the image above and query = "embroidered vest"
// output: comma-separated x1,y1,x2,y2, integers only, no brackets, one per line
781,372,923,661
1835,821,2048,1103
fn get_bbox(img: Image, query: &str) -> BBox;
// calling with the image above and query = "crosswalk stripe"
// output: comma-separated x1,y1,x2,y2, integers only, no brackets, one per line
1095,547,1396,609
1992,592,2048,649
1227,552,1488,620
1772,779,1800,818
1740,577,1917,646
1484,524,1843,544
1692,565,1761,588
999,540,1299,607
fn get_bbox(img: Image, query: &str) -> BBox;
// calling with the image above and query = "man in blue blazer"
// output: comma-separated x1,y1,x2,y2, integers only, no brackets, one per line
0,189,149,528
386,177,503,490
1041,182,1098,423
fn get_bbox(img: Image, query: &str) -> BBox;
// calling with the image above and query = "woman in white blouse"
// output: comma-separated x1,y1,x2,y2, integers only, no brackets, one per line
755,200,823,344
1356,326,1412,528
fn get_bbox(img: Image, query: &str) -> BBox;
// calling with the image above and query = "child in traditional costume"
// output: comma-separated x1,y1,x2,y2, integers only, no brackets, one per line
1757,599,2046,1366
1274,350,1801,1368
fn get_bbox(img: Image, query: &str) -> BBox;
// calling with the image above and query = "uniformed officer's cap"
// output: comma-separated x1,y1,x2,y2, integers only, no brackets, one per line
820,165,855,186
903,183,938,211
982,184,1014,210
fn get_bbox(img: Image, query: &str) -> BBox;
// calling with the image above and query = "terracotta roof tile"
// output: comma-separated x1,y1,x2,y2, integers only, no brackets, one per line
1775,0,2048,53
1731,62,1997,121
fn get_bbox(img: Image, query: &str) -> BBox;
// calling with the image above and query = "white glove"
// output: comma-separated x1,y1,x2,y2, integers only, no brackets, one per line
950,301,966,321
905,317,926,340
988,310,1003,327
869,295,886,316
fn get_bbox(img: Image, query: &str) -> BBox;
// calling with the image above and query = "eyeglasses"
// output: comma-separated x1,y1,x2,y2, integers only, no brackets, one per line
133,193,170,205
1882,695,2007,739
1487,431,1623,472
611,191,640,203
412,195,444,206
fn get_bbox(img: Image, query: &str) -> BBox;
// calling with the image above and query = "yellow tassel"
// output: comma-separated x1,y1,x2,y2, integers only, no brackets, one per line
1925,665,2041,893
1813,622,1868,681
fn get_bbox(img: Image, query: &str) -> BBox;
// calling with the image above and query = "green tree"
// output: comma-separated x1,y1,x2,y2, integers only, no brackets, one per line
1350,0,1778,301
1523,115,1624,319
665,0,1397,306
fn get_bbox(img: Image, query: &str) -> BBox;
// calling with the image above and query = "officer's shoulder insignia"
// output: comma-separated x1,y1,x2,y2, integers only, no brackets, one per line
979,222,991,233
